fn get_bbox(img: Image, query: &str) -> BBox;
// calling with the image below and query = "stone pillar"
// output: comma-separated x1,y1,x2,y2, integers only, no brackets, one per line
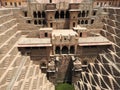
68,45,70,54
88,19,91,25
58,11,60,19
60,45,62,55
75,45,77,54
53,45,55,55
64,11,66,19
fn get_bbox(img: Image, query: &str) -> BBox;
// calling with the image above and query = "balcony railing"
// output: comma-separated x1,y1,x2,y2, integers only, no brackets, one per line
69,3,79,9
45,4,56,10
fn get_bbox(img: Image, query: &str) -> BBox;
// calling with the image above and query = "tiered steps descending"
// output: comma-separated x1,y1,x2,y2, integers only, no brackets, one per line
0,8,55,90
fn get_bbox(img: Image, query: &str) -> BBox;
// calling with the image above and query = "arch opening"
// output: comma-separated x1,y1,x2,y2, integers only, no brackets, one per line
5,2,7,5
45,33,48,37
91,19,94,24
38,20,41,24
73,22,76,27
55,11,59,19
85,20,88,24
62,46,68,54
10,2,12,5
38,11,41,18
50,23,53,27
86,11,89,17
80,32,82,37
42,11,46,18
70,46,75,54
24,11,27,17
34,20,37,25
81,20,84,24
33,11,37,18
19,2,21,6
14,2,17,7
55,46,60,54
43,20,46,25
78,11,81,17
93,10,97,16
66,11,70,18
82,11,85,17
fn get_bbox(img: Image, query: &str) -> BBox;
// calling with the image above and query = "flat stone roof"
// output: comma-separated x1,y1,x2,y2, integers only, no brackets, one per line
45,10,57,11
79,36,112,46
52,29,78,36
18,38,52,47
39,28,53,31
102,7,120,9
0,7,21,11
73,26,87,30
36,0,83,3
69,9,82,11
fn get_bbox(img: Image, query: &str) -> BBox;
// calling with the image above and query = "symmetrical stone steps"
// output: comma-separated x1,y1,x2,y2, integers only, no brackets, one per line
76,8,120,89
0,9,12,16
0,12,13,19
77,40,120,89
15,14,40,34
0,8,55,90
0,18,16,33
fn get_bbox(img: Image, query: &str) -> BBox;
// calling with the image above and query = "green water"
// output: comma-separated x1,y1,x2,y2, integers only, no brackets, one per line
55,83,75,90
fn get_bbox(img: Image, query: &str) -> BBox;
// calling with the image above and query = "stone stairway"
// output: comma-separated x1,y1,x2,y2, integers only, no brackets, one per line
75,7,120,90
0,8,55,90
14,12,40,35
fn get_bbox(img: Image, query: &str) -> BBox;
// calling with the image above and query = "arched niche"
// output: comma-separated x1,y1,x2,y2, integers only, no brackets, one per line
78,11,81,17
70,46,75,54
81,20,84,24
42,11,46,18
62,46,68,54
55,11,59,19
55,46,60,54
34,20,37,25
66,10,70,18
33,11,37,18
82,11,85,17
73,22,76,27
38,11,41,18
85,20,88,24
91,19,94,24
86,11,89,17
38,20,41,24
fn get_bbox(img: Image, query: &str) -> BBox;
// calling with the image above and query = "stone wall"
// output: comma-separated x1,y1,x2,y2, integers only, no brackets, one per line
1,0,27,7
21,2,102,29
93,0,120,7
